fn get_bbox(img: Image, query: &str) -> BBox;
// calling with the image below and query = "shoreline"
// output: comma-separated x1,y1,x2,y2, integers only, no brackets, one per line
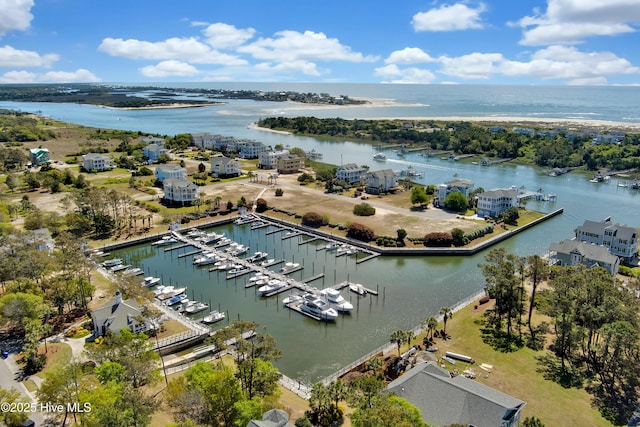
103,102,224,111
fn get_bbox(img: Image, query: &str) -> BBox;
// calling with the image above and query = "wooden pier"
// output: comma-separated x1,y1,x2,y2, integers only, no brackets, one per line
164,243,191,251
178,249,203,258
282,232,301,240
356,252,380,264
301,273,324,283
299,237,321,245
265,227,286,235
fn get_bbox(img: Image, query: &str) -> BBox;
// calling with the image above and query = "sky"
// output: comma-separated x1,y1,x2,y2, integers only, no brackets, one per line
0,0,639,85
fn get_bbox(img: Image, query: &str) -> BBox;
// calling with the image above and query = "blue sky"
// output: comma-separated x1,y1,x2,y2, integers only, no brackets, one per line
1,0,639,85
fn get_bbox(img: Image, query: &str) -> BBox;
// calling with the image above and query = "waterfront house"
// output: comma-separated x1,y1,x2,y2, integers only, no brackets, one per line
258,149,289,169
191,132,217,149
211,156,241,177
237,141,267,159
549,240,620,276
336,163,367,185
365,169,398,194
512,127,536,136
162,178,200,204
143,143,169,163
276,154,304,174
29,148,50,167
82,153,113,172
387,362,525,427
91,291,155,336
155,164,187,182
477,188,518,218
436,178,474,207
139,135,165,145
575,218,638,263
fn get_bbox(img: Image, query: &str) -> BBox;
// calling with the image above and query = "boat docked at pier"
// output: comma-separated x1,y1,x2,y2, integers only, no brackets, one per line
349,283,367,296
300,295,339,320
102,258,123,268
279,262,300,273
185,301,209,314
258,279,286,296
152,235,177,246
247,251,268,263
320,288,354,312
141,276,161,287
202,310,225,324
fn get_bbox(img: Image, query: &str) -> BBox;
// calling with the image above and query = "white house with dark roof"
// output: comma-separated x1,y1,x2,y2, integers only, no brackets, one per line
336,163,367,184
477,188,518,218
365,169,398,194
575,218,638,263
163,178,200,204
549,240,620,276
155,164,187,182
91,291,156,336
387,362,525,427
211,156,241,177
437,178,474,206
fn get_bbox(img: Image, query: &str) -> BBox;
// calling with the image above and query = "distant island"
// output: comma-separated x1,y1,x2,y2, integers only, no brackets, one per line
0,84,368,109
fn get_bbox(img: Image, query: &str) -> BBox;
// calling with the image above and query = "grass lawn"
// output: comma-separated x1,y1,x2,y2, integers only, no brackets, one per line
155,320,189,339
33,342,73,379
408,300,613,426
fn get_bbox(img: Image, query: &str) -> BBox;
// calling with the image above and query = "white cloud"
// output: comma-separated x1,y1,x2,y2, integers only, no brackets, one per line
385,47,436,65
40,69,101,83
0,70,36,83
412,2,486,32
255,60,322,76
374,64,437,84
203,23,255,49
517,0,640,45
0,0,33,36
238,30,378,63
98,37,247,65
439,52,505,79
0,45,59,68
139,60,199,78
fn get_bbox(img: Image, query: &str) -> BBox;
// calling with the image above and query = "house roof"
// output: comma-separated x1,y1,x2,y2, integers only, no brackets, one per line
368,169,396,179
480,188,518,198
550,240,618,265
91,292,142,334
387,362,525,427
246,409,294,427
156,164,185,173
145,144,165,153
579,218,637,241
443,178,474,187
163,178,197,189
337,163,362,171
211,156,236,166
83,153,109,160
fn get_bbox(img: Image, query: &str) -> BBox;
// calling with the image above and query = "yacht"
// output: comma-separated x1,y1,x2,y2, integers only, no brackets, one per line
258,279,286,296
282,293,303,305
141,276,161,287
249,273,270,283
199,231,225,245
335,245,356,257
259,258,275,267
156,286,187,300
234,216,255,225
193,252,222,266
323,242,341,251
202,310,225,324
248,251,268,263
300,296,339,320
110,264,131,272
320,288,354,312
102,258,123,268
185,301,209,314
373,152,387,161
166,293,188,306
152,236,177,246
279,262,300,273
123,267,143,276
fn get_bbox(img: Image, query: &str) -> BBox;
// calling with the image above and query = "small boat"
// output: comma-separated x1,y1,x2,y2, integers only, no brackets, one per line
102,258,123,268
199,232,225,245
152,236,177,246
248,251,268,263
335,245,356,257
279,262,300,273
258,279,286,296
282,293,303,305
123,267,143,276
157,286,187,300
259,258,275,266
110,264,131,272
193,252,223,266
186,229,205,238
320,288,353,312
202,310,225,324
176,299,193,313
234,216,255,225
249,273,270,283
166,293,187,306
300,296,339,320
323,242,341,251
349,283,367,296
373,152,387,161
228,265,249,275
250,221,266,229
141,276,161,287
216,261,236,271
185,301,209,314
284,229,297,237
153,285,174,297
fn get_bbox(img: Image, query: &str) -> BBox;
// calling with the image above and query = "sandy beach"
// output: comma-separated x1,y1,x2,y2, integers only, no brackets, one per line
106,102,223,111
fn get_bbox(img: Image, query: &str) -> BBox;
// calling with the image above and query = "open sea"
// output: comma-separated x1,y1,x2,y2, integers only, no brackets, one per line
2,84,639,382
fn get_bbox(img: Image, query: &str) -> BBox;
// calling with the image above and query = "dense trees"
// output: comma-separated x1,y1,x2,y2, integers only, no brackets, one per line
346,223,375,242
410,186,429,207
443,192,468,212
301,212,326,228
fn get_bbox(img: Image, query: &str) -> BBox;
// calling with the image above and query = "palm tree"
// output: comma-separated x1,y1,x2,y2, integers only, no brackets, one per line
422,316,438,341
439,306,453,335
365,356,383,375
327,379,348,409
390,330,406,356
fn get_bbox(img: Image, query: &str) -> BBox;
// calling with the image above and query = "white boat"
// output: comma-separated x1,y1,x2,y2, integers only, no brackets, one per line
165,293,187,306
248,251,268,263
258,279,286,296
250,221,266,229
228,265,249,275
230,245,249,256
234,216,255,225
279,262,300,273
186,229,204,238
110,264,131,272
202,310,225,324
157,286,187,300
335,245,356,256
300,296,339,320
123,267,143,276
320,288,354,312
349,283,367,296
176,299,193,312
153,285,173,297
260,258,275,267
193,252,222,266
249,273,270,283
216,261,236,271
373,152,387,161
185,301,209,314
141,276,161,287
199,231,224,245
323,242,341,251
102,258,123,268
282,293,303,305
152,236,177,246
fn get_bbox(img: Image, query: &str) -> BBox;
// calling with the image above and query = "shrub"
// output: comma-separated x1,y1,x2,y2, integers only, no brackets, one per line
451,228,467,247
275,188,284,196
346,222,375,241
353,202,376,216
423,231,453,247
302,212,326,228
255,198,268,213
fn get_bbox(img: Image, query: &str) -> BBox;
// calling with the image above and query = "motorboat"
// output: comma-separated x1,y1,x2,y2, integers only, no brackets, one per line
202,310,225,324
153,285,174,297
249,273,270,283
300,296,339,320
156,286,187,300
282,293,303,305
102,258,123,268
110,264,131,272
176,299,193,312
123,267,143,276
234,216,255,225
323,242,341,251
259,258,275,267
185,301,209,314
229,245,249,256
373,152,387,161
186,229,204,238
258,279,286,296
152,236,177,246
141,276,161,287
335,245,356,257
199,231,225,245
216,261,236,271
349,283,367,296
279,262,300,273
166,293,188,306
320,288,353,312
228,265,249,275
193,252,222,266
247,251,268,263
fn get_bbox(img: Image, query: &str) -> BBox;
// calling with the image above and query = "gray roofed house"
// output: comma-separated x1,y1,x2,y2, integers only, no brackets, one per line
575,217,638,263
387,362,525,427
477,188,518,218
549,239,620,276
91,291,153,336
365,169,398,194
246,409,295,427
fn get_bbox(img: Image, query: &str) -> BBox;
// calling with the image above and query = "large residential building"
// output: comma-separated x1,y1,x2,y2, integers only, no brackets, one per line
143,143,169,162
155,164,187,182
336,163,367,184
82,153,113,172
191,133,217,149
437,178,474,207
91,291,156,336
549,240,620,276
365,169,398,194
259,149,289,169
162,178,200,204
237,141,267,159
387,362,526,427
29,148,50,166
211,156,241,177
139,135,165,145
575,218,638,263
477,188,519,218
276,154,304,174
